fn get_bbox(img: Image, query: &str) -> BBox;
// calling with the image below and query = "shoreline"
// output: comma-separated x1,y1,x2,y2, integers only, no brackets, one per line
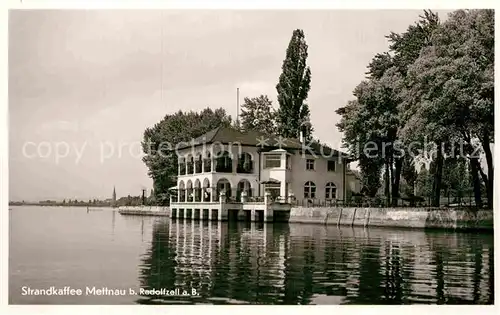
117,205,493,232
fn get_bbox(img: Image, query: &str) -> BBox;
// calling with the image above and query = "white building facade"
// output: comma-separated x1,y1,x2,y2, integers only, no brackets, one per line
171,126,351,206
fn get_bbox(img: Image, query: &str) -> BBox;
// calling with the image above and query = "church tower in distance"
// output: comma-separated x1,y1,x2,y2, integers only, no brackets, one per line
112,186,117,207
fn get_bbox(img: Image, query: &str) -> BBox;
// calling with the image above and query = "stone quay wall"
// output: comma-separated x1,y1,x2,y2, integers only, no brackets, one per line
118,206,169,216
289,207,493,231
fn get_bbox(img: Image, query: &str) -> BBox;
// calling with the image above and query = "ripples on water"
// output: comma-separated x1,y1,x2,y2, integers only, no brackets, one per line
137,220,494,305
9,206,494,305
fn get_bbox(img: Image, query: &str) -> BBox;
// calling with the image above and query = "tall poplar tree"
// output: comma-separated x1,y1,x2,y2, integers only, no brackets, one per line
276,29,312,139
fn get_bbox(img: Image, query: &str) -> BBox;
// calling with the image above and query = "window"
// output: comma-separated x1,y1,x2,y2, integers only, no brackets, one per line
327,160,336,172
237,153,253,173
304,181,316,199
326,182,337,199
265,154,281,168
178,160,186,175
203,152,211,172
215,151,232,173
187,156,194,174
195,154,203,173
306,159,315,170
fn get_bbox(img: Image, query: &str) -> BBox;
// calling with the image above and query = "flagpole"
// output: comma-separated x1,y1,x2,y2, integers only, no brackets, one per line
236,87,240,125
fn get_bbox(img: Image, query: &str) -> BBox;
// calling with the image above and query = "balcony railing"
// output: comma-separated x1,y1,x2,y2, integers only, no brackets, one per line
290,197,489,208
186,190,194,202
247,196,265,203
215,163,232,173
171,194,300,205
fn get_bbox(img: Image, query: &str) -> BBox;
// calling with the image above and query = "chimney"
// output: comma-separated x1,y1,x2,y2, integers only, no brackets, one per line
299,119,310,143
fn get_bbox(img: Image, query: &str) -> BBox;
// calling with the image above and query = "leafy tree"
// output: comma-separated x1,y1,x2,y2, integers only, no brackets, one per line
337,67,403,203
370,68,404,205
361,10,439,205
336,99,384,198
240,95,277,134
415,167,433,201
359,155,384,198
276,29,313,139
403,9,494,208
148,189,157,206
401,154,418,197
387,10,440,75
337,11,440,205
442,158,470,203
387,10,440,205
366,52,394,79
142,108,232,205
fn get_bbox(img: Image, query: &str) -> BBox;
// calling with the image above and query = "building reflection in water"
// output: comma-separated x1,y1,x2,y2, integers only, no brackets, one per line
137,219,494,305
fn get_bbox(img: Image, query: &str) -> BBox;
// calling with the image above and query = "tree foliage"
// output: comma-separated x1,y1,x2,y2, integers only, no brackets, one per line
276,29,313,139
142,108,232,205
441,158,470,200
403,9,494,207
415,167,433,199
401,154,417,196
336,9,494,209
240,95,277,134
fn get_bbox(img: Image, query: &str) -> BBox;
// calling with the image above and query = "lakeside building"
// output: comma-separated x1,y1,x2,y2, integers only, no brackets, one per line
346,169,362,195
168,126,355,221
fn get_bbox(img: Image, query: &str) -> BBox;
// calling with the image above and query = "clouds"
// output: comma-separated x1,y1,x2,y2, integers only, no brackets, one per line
41,120,80,132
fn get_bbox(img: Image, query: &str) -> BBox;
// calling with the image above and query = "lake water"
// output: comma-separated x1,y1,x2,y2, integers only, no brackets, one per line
9,206,494,305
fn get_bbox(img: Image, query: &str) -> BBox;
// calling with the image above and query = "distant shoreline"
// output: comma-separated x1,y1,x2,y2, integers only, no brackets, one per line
9,203,116,208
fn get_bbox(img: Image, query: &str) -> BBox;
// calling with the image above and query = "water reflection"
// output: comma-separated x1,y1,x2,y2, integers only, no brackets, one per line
137,220,493,305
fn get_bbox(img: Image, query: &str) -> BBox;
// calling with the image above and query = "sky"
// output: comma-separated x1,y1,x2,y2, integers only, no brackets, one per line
9,9,453,202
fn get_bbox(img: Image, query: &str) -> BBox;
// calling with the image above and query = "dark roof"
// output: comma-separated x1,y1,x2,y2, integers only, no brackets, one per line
179,126,301,149
306,141,349,159
179,126,352,160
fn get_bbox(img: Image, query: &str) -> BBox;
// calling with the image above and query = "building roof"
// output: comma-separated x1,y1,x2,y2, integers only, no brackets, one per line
179,126,353,160
179,126,302,149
